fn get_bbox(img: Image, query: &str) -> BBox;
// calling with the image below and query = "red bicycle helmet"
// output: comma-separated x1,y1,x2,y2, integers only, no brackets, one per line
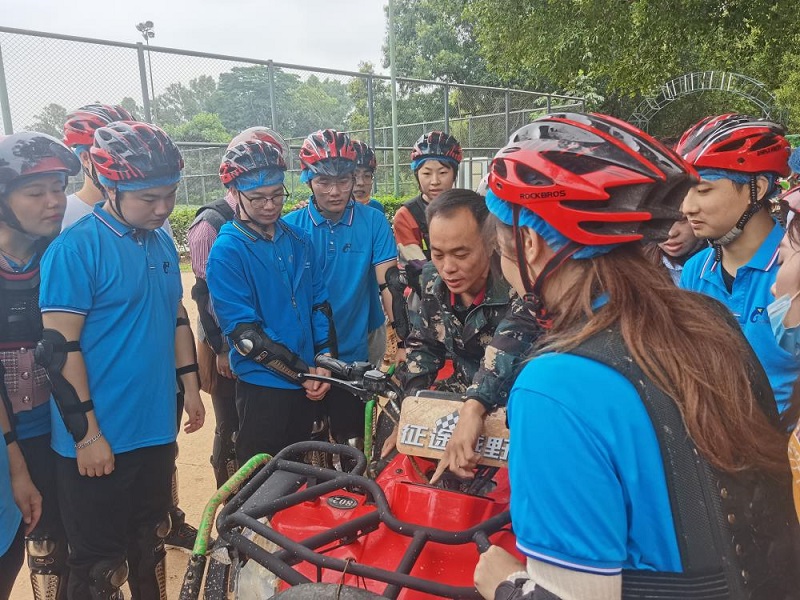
63,104,134,148
410,131,462,165
299,129,357,176
488,113,698,246
352,140,377,171
0,132,80,196
227,127,288,159
676,113,790,177
91,121,184,184
220,140,286,187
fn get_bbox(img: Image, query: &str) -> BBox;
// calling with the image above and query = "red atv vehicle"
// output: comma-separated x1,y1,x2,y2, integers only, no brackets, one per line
181,356,518,600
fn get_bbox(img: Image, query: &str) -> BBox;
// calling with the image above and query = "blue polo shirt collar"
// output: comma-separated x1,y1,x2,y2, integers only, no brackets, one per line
231,218,285,243
307,197,355,227
92,203,135,237
700,221,783,280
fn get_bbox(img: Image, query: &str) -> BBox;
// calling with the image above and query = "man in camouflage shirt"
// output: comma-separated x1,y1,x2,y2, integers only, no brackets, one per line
397,190,541,403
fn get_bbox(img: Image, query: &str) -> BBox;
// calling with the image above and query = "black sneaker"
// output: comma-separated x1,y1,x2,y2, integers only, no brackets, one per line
164,521,199,554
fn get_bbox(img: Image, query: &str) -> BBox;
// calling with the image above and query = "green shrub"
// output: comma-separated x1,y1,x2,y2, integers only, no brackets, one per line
170,194,414,254
169,205,200,254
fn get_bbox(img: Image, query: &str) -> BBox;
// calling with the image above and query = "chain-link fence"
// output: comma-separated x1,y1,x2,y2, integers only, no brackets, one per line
0,26,584,203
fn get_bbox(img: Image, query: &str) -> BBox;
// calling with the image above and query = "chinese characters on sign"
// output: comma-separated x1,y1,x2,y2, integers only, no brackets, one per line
399,411,509,462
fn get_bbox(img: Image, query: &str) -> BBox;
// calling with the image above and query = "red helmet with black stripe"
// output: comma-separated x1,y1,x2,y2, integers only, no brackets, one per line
219,140,286,187
488,112,698,246
411,131,462,165
299,129,357,176
352,140,377,171
90,121,183,183
676,113,791,177
63,104,134,148
227,127,288,160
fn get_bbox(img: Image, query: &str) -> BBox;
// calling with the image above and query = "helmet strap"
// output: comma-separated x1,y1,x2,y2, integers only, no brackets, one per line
511,205,582,329
236,191,273,240
712,176,763,257
0,198,30,237
84,162,102,191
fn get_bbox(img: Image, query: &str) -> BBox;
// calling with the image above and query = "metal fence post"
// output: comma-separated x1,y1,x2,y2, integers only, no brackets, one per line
267,60,277,130
444,84,450,134
0,43,12,134
546,94,552,114
367,74,377,194
504,89,511,139
136,42,152,122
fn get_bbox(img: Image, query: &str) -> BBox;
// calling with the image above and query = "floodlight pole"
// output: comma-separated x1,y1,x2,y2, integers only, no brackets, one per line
136,21,157,122
388,0,400,197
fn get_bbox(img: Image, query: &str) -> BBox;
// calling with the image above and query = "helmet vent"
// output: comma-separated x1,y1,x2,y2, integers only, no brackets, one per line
515,163,552,186
542,151,608,176
715,138,747,152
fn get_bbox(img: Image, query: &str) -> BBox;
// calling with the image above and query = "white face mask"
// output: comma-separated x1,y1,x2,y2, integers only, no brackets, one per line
767,289,800,357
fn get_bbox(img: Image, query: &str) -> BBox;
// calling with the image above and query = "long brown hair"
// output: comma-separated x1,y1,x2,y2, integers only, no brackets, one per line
506,228,789,476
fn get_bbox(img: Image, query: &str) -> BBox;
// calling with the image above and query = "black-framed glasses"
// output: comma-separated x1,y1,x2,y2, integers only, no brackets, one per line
239,186,289,209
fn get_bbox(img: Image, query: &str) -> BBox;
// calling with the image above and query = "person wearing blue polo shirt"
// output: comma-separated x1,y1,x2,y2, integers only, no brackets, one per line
677,114,797,414
351,139,391,366
206,138,335,464
38,121,205,599
471,114,795,600
284,129,398,445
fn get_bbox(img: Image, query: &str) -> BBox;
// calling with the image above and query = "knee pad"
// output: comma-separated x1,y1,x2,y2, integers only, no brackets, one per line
26,537,68,600
26,536,67,574
137,517,170,565
211,429,238,484
88,556,128,600
133,519,169,600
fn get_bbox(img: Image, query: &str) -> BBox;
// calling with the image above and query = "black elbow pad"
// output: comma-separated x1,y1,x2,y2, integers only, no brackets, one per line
230,323,309,382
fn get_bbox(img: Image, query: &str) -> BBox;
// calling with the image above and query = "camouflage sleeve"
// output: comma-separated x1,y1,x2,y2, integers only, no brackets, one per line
396,268,447,396
465,296,543,410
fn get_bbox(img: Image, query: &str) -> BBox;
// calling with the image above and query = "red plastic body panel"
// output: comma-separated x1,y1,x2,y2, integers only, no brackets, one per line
270,456,519,599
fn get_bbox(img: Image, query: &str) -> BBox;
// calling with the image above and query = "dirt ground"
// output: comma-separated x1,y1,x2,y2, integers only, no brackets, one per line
11,272,220,599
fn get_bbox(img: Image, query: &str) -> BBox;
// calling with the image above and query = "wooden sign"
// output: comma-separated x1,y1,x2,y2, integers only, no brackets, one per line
396,395,510,468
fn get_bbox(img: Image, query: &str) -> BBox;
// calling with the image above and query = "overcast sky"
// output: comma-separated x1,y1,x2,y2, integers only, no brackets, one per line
0,0,389,130
0,0,388,71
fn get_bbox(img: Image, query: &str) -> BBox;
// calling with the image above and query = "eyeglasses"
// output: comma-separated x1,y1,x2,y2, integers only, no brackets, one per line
313,176,355,193
239,187,289,209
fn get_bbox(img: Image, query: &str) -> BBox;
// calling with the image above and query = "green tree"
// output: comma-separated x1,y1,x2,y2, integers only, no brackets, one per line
466,0,800,132
383,0,516,87
213,65,353,138
26,103,68,138
118,96,143,120
154,75,218,127
163,112,230,143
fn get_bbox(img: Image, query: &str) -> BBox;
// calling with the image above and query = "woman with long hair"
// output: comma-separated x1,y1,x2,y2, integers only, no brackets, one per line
471,113,797,600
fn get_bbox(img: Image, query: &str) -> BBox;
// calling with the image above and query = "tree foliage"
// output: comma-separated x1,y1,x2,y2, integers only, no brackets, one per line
162,112,230,143
26,103,68,138
465,0,800,133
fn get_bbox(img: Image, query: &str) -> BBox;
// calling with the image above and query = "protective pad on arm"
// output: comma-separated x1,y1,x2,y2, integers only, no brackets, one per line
383,265,410,340
34,328,92,443
313,300,338,357
231,322,309,383
191,278,226,353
